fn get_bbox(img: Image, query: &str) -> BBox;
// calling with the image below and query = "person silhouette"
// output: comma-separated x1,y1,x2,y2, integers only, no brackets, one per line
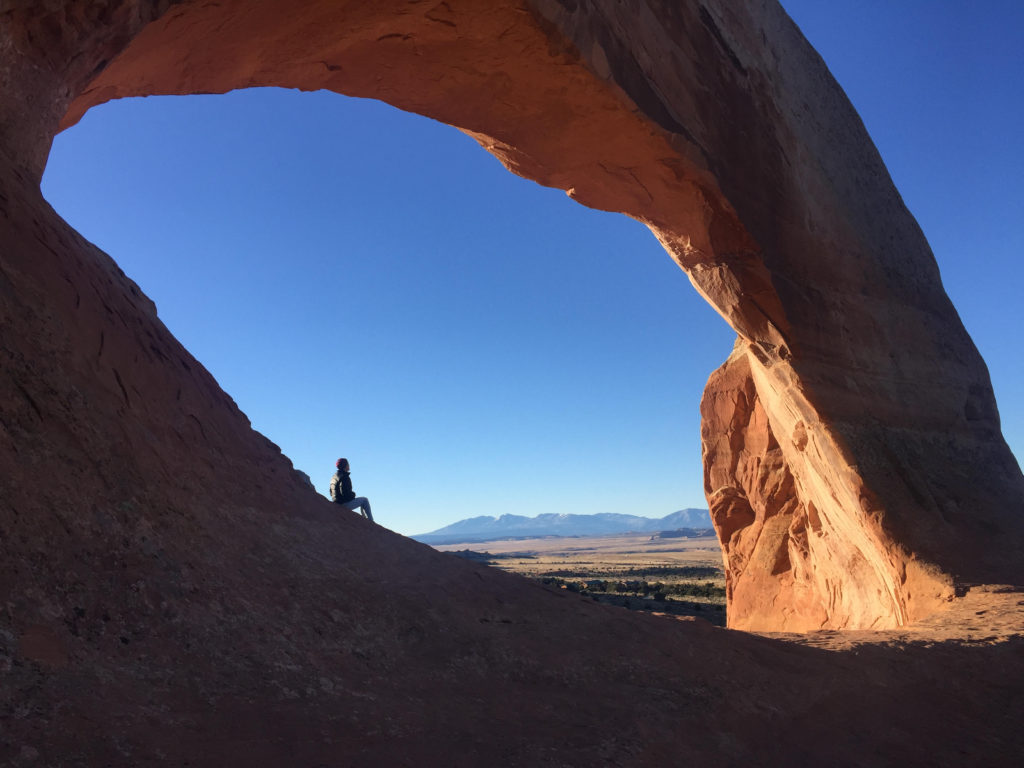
329,458,373,522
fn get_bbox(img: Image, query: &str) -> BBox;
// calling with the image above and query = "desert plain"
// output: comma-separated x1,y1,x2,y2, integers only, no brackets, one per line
435,531,729,624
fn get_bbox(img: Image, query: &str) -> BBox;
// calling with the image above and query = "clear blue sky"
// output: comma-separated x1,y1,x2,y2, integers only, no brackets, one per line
41,1,1023,536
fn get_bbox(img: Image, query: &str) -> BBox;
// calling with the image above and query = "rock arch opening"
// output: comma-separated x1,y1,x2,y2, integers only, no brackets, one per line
42,87,729,535
5,0,1022,632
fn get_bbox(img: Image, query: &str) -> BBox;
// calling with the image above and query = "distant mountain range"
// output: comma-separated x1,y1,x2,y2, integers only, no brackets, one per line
413,509,712,545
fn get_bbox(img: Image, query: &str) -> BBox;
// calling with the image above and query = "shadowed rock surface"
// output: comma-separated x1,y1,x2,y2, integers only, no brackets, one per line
1,1,1022,764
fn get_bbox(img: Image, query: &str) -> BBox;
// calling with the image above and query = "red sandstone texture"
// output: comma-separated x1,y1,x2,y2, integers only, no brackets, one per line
47,0,1024,632
1,1,1023,765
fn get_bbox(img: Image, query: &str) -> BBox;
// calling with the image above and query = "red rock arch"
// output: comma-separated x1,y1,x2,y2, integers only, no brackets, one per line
4,0,1022,631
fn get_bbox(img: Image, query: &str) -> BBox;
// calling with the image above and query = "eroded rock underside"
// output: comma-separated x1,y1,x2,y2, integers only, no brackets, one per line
2,0,1022,764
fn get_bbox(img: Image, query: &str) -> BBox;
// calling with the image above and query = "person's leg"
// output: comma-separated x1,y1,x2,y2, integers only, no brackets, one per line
342,497,373,522
357,497,372,522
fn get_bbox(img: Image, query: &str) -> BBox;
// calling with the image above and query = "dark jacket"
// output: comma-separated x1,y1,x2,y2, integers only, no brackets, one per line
330,470,355,503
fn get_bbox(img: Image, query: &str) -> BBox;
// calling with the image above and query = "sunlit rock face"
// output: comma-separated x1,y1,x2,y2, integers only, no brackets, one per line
700,347,960,631
2,0,1021,669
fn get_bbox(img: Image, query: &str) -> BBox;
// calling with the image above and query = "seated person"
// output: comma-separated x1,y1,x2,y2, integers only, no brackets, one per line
329,458,373,522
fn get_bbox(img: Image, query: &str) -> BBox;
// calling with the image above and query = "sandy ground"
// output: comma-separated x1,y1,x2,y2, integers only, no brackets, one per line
758,584,1024,651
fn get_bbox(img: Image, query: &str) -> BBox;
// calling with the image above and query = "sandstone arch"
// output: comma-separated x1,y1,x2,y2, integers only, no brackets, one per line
2,0,1021,638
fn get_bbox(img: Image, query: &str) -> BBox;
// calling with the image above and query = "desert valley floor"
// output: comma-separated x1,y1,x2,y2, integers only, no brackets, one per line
433,532,1024,649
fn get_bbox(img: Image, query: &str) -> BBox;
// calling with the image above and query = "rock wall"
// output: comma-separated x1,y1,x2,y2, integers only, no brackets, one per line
700,346,951,630
3,0,1021,643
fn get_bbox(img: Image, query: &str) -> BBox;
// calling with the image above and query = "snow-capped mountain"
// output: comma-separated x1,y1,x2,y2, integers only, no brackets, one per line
413,509,712,545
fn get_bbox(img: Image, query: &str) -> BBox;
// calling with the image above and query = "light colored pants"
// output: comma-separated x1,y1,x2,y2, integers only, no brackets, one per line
342,497,373,522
